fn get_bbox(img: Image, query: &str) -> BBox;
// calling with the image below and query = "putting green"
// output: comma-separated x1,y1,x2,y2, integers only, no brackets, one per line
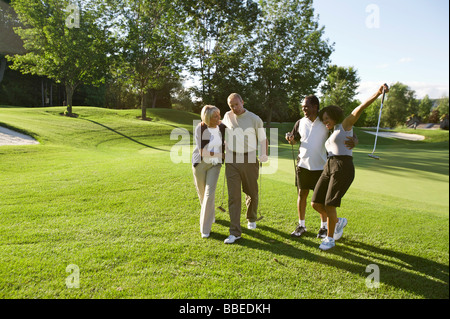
352,148,449,212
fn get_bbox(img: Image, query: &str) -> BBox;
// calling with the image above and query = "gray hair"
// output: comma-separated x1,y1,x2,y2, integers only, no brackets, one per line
227,93,243,103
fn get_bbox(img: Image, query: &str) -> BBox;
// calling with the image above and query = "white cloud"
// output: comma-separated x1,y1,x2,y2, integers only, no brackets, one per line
406,81,449,99
399,57,414,63
356,81,449,100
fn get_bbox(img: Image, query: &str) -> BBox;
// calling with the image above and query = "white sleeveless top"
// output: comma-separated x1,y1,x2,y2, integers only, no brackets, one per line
325,124,353,157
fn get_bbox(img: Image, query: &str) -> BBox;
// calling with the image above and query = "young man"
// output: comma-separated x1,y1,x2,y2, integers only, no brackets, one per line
286,95,357,239
222,93,268,244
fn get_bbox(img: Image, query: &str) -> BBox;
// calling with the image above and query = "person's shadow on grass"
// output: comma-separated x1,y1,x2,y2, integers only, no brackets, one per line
213,219,448,298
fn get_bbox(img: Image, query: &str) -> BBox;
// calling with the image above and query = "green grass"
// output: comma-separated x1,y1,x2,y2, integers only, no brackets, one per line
0,106,448,299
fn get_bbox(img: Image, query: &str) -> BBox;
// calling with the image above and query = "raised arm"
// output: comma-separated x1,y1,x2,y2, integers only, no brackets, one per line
342,84,389,131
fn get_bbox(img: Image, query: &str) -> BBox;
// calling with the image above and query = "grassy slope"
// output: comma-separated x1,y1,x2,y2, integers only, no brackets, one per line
0,106,448,299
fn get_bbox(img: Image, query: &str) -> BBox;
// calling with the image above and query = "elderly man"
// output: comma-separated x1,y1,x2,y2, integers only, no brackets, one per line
222,93,268,244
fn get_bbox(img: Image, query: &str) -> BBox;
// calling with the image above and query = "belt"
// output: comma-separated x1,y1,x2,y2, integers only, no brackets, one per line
231,151,256,156
328,155,352,159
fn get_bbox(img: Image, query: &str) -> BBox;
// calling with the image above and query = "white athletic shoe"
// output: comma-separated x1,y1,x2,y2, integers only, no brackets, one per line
224,235,241,244
201,233,210,238
333,218,348,241
247,222,257,229
319,237,335,251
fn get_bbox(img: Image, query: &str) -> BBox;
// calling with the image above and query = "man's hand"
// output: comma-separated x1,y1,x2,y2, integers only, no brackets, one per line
344,136,359,150
285,132,295,145
258,154,269,163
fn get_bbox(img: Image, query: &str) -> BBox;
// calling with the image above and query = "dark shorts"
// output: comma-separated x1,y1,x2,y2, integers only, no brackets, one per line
311,156,355,207
295,167,323,190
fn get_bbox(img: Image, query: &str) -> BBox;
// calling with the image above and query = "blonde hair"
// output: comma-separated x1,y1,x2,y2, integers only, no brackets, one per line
201,105,220,126
227,93,243,103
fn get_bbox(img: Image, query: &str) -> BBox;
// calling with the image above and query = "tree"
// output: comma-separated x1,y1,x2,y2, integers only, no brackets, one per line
252,0,333,125
381,82,417,127
320,65,360,115
428,109,440,124
117,0,187,119
418,94,433,121
437,95,449,115
7,0,113,116
361,98,380,127
183,0,260,110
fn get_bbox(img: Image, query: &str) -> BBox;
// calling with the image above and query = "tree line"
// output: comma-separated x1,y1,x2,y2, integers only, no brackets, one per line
1,0,448,128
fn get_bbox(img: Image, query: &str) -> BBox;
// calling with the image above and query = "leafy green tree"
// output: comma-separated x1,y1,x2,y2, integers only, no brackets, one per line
252,0,333,125
418,94,433,121
406,93,419,119
381,82,417,127
183,0,259,110
360,98,380,127
116,0,187,119
437,95,449,115
320,65,360,115
7,0,113,116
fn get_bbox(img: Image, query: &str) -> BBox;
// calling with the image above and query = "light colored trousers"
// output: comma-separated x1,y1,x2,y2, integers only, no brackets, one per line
192,162,222,235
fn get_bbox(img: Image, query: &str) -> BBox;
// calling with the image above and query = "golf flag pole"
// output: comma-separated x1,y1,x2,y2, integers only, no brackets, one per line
369,85,387,160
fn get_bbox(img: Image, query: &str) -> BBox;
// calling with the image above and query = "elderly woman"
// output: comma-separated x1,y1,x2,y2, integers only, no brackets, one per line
312,84,389,251
192,105,227,238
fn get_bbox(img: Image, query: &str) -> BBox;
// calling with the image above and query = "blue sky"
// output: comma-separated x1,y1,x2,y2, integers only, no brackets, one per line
313,0,449,100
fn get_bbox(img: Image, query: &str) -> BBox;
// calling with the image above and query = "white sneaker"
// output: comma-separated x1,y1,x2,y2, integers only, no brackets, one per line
247,222,257,229
319,237,335,251
201,233,210,238
333,218,348,241
224,235,241,244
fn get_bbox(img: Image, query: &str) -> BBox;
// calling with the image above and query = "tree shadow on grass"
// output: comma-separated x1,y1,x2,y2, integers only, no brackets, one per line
80,118,169,152
213,219,448,298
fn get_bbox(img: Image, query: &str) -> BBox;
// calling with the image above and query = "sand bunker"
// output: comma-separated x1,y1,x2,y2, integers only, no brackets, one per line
363,131,425,141
0,126,39,146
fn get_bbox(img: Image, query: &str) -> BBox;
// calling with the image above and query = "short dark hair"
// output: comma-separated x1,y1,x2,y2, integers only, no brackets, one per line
319,105,344,123
304,95,320,110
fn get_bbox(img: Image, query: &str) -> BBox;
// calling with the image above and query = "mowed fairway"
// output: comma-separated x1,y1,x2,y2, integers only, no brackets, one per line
0,106,448,299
